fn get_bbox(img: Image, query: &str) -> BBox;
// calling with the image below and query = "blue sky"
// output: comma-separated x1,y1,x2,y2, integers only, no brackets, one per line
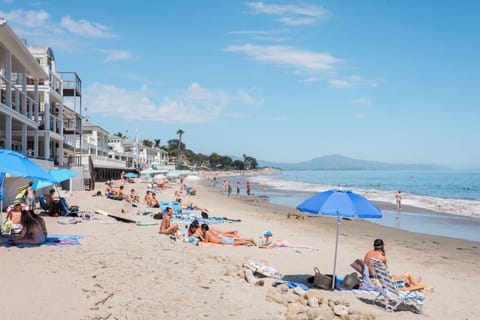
1,1,479,168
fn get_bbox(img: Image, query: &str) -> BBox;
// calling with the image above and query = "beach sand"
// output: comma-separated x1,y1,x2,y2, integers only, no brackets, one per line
1,175,479,319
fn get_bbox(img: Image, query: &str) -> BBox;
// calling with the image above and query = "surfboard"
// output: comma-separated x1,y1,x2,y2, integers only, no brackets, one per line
245,260,282,279
95,209,136,223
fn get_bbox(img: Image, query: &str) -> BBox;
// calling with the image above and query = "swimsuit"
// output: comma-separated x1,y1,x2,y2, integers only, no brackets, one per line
220,236,234,245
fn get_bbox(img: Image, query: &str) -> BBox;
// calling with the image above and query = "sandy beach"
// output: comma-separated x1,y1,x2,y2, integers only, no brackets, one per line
1,174,479,320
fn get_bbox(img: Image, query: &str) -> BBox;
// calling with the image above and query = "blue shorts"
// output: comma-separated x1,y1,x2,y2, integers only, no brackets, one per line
221,236,234,245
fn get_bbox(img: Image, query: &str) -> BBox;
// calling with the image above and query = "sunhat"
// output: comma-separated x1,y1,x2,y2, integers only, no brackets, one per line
264,230,273,237
13,199,22,205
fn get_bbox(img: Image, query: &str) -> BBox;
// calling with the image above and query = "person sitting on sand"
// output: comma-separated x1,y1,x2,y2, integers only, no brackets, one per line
150,193,160,208
159,207,178,236
12,210,46,245
129,189,140,203
144,191,153,207
45,189,61,216
200,224,255,246
5,199,23,225
258,230,275,248
364,238,422,287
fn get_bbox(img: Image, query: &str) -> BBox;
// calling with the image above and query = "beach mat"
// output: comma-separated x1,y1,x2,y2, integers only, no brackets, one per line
3,234,83,248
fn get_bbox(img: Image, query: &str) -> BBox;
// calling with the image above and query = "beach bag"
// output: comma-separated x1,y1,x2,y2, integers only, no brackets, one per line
201,211,209,219
153,212,163,220
313,267,334,290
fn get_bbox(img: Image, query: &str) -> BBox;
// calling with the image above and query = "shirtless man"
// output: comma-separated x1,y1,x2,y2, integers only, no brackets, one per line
364,238,421,286
159,207,178,235
25,181,36,210
395,191,402,209
200,224,255,246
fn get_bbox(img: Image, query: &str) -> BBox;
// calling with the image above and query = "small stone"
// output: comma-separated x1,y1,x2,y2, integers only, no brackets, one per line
255,280,265,287
277,283,289,293
287,303,302,315
244,269,255,283
293,286,306,297
307,297,319,308
306,290,324,304
333,305,349,317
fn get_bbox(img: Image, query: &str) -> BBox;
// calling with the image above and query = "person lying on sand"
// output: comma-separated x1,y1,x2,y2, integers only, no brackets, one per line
176,198,209,212
200,224,255,246
159,207,178,236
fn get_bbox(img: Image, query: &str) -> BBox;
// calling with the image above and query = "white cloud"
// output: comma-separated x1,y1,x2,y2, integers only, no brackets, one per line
245,2,329,25
60,16,115,38
224,44,342,73
300,77,320,83
0,9,50,28
97,49,133,62
352,97,371,105
328,75,364,88
85,83,229,123
355,113,366,119
237,90,263,106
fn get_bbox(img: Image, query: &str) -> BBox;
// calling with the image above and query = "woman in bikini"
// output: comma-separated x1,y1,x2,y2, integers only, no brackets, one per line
12,210,46,245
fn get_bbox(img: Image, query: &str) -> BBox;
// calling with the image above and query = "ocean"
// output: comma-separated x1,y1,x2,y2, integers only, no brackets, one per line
235,170,480,242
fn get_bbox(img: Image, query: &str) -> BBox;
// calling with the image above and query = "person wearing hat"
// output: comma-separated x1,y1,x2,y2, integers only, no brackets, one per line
5,199,24,225
259,230,274,248
364,238,422,287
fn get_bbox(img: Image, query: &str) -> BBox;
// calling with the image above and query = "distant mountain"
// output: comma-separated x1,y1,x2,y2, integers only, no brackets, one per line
257,155,446,170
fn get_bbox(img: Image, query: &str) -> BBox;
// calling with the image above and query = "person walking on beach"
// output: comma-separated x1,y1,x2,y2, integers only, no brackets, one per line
246,181,251,197
395,191,402,210
236,181,241,196
25,181,36,210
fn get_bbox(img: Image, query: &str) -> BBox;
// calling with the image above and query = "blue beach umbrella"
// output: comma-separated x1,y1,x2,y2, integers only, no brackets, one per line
0,149,55,214
296,189,382,289
124,172,138,178
32,168,77,190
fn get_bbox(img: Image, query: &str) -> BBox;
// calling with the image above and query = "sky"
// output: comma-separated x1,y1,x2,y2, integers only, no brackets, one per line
1,1,479,168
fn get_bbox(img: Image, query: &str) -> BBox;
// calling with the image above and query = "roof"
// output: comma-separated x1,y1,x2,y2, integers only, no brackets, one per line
0,19,47,79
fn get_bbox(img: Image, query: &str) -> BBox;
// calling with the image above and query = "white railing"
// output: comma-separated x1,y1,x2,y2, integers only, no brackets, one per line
83,154,126,169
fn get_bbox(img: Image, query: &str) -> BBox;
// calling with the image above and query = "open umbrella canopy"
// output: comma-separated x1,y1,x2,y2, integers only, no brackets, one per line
296,189,382,290
31,168,77,190
124,172,138,178
0,149,55,182
296,189,382,219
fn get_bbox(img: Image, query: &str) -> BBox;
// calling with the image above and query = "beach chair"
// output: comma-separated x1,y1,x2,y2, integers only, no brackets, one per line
171,201,182,214
38,194,47,211
160,201,170,214
369,258,426,313
59,197,79,216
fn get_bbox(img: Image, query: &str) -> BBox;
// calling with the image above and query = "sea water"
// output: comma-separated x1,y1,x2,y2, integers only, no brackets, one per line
242,170,480,242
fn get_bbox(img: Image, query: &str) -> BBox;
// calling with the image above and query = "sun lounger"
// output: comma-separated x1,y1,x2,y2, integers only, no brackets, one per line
369,258,426,313
60,197,79,216
38,194,47,211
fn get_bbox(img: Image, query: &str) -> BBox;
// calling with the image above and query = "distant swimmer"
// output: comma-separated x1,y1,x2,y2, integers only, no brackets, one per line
395,191,402,210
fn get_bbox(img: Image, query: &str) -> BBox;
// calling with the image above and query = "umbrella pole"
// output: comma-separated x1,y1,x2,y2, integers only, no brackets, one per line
332,214,340,290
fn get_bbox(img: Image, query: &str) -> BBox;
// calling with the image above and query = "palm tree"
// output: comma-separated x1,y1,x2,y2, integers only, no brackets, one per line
176,129,184,163
154,139,161,148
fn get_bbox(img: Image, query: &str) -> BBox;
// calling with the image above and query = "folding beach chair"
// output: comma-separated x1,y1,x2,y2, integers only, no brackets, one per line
160,201,170,214
59,197,79,216
369,258,426,313
171,201,182,214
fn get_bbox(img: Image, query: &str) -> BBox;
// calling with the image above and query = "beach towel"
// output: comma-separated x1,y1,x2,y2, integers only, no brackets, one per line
3,234,83,248
274,239,319,251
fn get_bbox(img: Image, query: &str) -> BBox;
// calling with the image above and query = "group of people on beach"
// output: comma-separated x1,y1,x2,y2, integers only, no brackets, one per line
222,180,251,197
2,198,48,245
157,206,273,248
